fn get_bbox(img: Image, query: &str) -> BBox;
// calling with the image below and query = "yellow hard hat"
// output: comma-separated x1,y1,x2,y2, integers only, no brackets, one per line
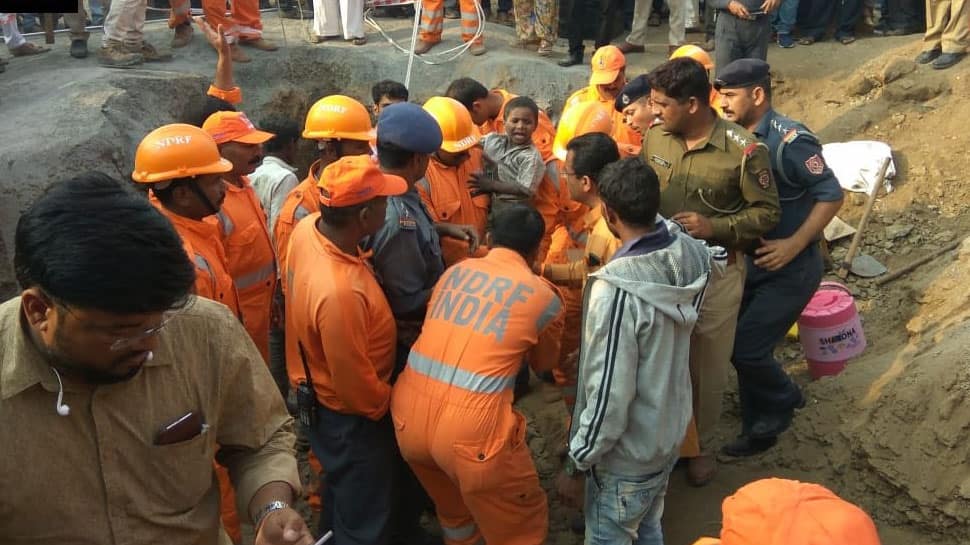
422,96,481,153
132,124,232,184
552,101,614,162
303,95,376,141
670,44,715,70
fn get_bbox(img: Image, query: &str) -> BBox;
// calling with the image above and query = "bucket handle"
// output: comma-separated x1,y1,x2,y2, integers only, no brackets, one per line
818,281,853,296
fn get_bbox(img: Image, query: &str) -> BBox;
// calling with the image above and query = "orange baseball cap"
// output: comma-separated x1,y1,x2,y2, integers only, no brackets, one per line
318,155,407,207
692,479,881,545
202,111,275,145
590,45,626,86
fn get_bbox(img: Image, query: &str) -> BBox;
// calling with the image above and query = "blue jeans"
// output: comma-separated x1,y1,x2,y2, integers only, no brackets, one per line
584,460,677,545
771,0,799,34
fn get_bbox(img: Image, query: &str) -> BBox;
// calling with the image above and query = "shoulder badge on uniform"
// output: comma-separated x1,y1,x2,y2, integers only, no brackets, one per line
804,153,826,175
783,128,799,144
726,128,750,148
398,207,417,231
650,154,672,169
757,169,771,189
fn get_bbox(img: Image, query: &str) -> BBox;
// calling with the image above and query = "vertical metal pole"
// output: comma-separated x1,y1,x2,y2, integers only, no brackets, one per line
404,0,423,88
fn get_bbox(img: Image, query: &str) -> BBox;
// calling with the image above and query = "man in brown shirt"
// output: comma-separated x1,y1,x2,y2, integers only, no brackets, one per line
0,172,311,545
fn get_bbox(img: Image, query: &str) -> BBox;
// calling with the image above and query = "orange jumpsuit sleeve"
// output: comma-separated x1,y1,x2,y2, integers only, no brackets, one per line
542,260,588,286
317,286,392,420
528,281,565,373
208,84,243,105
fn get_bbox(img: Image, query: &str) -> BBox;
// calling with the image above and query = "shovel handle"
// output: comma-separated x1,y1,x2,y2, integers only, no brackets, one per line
837,157,892,279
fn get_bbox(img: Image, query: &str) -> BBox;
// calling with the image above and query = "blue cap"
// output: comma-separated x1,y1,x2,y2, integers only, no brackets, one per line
614,74,651,112
713,58,771,91
377,102,443,154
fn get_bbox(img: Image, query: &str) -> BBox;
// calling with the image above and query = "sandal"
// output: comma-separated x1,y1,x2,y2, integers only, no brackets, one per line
798,36,816,45
10,42,50,56
537,39,553,56
840,35,856,44
351,36,367,46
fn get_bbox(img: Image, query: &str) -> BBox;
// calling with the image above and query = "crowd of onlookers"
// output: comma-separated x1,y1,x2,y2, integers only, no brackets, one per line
0,0,966,70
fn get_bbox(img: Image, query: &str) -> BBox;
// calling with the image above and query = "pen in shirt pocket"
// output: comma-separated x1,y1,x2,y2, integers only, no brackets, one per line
155,411,208,445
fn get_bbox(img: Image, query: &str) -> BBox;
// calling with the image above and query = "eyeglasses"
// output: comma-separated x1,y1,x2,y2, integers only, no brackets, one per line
45,293,181,352
108,311,177,351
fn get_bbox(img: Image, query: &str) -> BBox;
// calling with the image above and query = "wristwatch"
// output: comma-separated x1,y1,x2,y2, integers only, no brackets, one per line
255,500,289,533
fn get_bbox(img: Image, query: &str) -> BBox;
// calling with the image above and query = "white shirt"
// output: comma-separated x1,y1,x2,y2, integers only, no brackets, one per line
250,156,300,239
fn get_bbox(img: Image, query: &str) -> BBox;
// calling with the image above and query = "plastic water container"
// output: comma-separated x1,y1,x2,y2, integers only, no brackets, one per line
797,282,867,380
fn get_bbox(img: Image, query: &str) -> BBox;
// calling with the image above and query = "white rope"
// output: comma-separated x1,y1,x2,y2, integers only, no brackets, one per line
363,0,485,66
403,0,422,87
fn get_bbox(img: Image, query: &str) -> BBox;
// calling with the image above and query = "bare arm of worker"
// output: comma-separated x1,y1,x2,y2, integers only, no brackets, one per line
468,171,533,197
318,289,393,420
707,144,782,248
195,17,243,105
528,282,565,372
435,223,482,254
209,307,302,535
568,281,642,470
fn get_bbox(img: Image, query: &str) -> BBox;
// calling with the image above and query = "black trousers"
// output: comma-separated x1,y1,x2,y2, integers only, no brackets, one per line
731,246,823,438
308,408,398,545
798,0,864,39
885,0,925,30
562,0,625,54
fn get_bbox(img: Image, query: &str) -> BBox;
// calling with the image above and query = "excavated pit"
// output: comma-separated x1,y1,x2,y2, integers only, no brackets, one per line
0,15,601,296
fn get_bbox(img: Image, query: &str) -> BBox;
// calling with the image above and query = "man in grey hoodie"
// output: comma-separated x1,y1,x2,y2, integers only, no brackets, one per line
557,157,717,545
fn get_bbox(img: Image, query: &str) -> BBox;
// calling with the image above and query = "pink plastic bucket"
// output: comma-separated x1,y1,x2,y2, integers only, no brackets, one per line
798,282,866,379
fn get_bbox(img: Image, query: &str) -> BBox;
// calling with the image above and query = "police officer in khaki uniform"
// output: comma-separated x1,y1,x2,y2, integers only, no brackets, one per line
643,57,780,486
715,59,843,457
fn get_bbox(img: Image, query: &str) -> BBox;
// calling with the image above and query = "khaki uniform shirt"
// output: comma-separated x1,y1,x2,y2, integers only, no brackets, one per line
643,116,781,250
0,296,300,545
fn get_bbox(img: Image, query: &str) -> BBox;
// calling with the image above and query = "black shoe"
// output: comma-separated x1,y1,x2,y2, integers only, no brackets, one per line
916,48,942,64
558,51,583,67
70,39,88,59
720,435,778,457
749,410,794,438
933,52,965,70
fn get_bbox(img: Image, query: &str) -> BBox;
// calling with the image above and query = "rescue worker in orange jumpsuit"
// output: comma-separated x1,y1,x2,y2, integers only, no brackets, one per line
444,78,561,262
562,45,642,158
391,204,565,545
130,123,245,545
285,155,408,545
541,101,614,409
274,96,374,522
273,95,375,279
415,0,485,56
419,97,490,268
202,111,278,366
364,101,481,545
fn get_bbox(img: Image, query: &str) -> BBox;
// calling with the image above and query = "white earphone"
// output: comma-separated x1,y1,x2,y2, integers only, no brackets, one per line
51,367,70,417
